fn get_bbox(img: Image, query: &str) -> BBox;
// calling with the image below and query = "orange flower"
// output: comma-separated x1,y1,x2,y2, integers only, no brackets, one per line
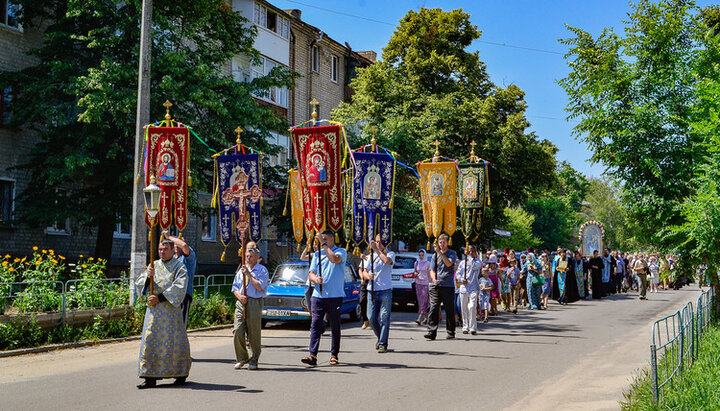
32,246,38,251
42,249,47,254
8,267,14,272
88,257,94,261
1,261,7,267
79,254,84,258
82,264,87,269
4,254,10,259
52,259,58,264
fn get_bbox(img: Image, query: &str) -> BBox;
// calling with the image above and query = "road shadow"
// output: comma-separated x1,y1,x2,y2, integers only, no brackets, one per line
393,349,510,360
157,381,263,393
191,358,235,364
349,361,473,371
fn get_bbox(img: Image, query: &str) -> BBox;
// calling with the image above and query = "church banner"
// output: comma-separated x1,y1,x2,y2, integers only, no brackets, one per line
418,161,457,239
457,162,490,243
216,153,262,248
145,126,189,230
351,152,395,248
291,124,345,233
579,220,605,257
288,169,305,245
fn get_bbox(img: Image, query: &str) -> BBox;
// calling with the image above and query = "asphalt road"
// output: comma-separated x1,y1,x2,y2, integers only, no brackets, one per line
1,287,703,411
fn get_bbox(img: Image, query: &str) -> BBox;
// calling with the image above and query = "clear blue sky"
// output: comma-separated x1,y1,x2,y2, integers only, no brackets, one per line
271,0,712,178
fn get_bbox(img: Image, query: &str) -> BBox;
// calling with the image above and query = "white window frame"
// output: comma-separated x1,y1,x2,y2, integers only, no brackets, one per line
46,189,71,235
250,55,288,108
253,2,289,40
0,178,15,226
201,209,217,242
311,45,319,73
113,217,131,239
0,0,22,31
330,55,338,83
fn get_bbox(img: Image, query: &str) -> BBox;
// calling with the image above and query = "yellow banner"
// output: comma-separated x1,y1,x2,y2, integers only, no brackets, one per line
418,162,457,238
289,169,305,244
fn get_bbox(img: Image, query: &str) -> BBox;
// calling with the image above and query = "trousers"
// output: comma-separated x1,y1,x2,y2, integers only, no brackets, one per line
368,289,392,348
309,297,343,357
426,285,456,337
233,298,263,365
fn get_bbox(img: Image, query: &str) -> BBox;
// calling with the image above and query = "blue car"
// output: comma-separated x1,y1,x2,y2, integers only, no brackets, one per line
262,260,361,326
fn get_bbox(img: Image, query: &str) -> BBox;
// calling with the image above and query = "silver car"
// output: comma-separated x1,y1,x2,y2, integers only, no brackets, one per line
391,252,427,308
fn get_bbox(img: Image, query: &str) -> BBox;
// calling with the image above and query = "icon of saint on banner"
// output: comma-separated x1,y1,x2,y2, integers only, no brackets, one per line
158,153,175,182
307,154,327,183
463,176,477,199
430,174,444,196
363,172,381,200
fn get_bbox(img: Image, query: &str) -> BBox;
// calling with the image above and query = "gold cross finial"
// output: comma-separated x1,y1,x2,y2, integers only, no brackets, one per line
163,100,173,122
433,140,441,157
370,126,377,150
470,140,477,161
309,98,319,122
234,126,243,146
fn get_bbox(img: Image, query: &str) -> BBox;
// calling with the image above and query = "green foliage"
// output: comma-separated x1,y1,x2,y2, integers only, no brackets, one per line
558,0,706,251
187,293,232,328
622,322,720,410
556,161,589,214
334,8,557,248
525,198,574,250
492,207,540,251
582,178,641,251
1,0,295,258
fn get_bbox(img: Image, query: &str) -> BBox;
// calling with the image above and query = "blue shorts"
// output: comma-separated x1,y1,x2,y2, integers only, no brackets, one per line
541,278,552,295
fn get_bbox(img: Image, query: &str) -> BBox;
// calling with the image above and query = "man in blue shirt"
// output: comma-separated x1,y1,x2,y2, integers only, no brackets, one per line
231,246,269,370
163,230,196,328
361,234,396,353
424,233,458,340
301,230,347,367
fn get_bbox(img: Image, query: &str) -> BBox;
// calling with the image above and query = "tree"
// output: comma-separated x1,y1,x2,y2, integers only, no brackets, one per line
558,0,706,250
525,198,573,250
334,8,557,248
581,178,641,251
492,207,540,251
1,0,294,259
556,161,589,214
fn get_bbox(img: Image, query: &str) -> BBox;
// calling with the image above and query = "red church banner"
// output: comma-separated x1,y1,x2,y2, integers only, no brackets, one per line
291,124,344,233
145,126,190,230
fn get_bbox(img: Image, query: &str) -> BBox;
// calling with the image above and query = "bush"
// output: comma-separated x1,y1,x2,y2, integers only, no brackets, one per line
188,293,232,329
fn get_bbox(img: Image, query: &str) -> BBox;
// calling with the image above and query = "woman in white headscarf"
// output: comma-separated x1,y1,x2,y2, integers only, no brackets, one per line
414,249,431,325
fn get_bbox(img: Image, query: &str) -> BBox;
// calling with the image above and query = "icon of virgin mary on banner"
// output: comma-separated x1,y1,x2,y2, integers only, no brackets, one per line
351,152,395,248
418,161,457,242
145,126,189,230
457,162,490,244
290,124,346,234
214,153,262,254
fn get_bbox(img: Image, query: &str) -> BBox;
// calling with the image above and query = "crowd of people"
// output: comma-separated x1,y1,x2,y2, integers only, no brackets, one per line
130,228,687,388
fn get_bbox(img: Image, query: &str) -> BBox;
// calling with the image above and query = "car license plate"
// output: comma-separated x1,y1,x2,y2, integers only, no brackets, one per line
392,275,401,281
266,309,292,317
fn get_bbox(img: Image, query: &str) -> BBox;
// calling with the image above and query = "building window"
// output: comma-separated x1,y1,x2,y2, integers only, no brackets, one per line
311,45,319,73
201,209,217,242
46,190,71,235
253,3,289,40
1,0,20,29
0,179,14,226
1,86,12,126
250,56,288,108
113,216,131,239
331,55,338,83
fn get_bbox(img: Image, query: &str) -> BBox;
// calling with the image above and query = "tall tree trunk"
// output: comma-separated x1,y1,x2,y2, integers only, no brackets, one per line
94,218,115,265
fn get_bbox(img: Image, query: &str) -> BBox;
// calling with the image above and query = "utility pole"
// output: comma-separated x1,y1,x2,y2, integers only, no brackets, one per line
130,0,153,304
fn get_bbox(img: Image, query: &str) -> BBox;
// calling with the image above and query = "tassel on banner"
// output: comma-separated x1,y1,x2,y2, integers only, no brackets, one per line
297,243,301,252
426,241,431,251
354,246,360,256
335,233,340,243
448,237,452,246
220,249,227,263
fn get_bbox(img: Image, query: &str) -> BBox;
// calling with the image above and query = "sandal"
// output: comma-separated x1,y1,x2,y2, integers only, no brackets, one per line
301,355,317,367
329,356,339,366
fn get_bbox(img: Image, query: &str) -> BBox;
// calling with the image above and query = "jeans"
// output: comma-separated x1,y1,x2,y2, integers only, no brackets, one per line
233,298,263,365
426,285,456,337
368,288,392,348
309,297,342,357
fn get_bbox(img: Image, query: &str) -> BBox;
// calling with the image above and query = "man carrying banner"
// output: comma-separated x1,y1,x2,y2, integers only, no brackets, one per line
232,246,269,370
361,234,396,353
301,230,348,367
424,233,458,340
135,239,191,389
162,230,196,328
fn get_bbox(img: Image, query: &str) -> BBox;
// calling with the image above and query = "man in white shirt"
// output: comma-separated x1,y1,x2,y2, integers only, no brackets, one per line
456,245,481,334
360,234,396,353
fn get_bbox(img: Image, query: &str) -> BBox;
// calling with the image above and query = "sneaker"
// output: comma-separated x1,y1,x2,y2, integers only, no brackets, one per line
173,377,186,386
248,363,258,370
361,321,369,329
136,379,156,389
377,346,387,353
234,360,248,370
471,331,477,335
375,341,380,350
423,333,436,340
462,330,469,334
446,334,455,340
483,318,488,323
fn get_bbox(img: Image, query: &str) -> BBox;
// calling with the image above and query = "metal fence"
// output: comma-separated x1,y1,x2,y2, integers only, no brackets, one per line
650,287,716,404
0,274,236,325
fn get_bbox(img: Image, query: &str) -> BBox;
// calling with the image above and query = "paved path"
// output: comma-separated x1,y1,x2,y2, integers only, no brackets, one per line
1,287,702,410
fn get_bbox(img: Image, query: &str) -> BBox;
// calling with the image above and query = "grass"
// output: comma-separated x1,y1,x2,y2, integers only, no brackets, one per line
622,320,720,410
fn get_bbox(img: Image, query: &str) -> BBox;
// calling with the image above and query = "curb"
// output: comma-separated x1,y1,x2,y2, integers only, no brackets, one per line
0,323,233,358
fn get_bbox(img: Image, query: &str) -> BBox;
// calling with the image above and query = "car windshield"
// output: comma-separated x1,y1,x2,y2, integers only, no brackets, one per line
271,264,309,285
394,256,417,269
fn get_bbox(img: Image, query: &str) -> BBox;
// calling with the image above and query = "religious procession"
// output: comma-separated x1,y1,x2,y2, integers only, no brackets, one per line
131,102,684,389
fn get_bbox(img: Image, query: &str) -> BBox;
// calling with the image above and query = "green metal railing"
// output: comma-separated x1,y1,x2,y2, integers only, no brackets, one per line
650,287,716,404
